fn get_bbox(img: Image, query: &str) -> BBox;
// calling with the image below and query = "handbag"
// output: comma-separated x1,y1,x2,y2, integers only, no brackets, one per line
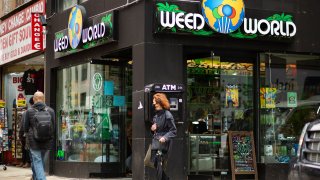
144,144,154,168
151,138,170,152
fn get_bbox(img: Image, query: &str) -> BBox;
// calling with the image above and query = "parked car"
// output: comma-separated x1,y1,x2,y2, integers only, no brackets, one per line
288,118,320,180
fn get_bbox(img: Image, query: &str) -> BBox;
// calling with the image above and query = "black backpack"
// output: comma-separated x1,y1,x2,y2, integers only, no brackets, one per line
32,107,53,142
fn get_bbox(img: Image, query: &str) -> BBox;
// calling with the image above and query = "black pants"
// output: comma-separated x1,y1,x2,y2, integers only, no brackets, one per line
152,150,169,180
21,140,31,164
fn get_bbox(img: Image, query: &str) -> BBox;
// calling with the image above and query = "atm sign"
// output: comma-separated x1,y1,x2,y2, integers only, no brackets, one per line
153,84,184,92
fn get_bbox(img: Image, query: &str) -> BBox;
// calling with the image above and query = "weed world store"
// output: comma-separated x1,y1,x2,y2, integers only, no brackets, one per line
46,0,320,179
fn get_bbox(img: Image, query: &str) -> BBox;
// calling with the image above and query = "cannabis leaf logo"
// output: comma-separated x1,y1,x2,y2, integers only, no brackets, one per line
266,13,293,22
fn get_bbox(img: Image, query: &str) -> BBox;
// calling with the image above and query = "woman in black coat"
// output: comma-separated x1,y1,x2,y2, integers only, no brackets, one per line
150,93,177,180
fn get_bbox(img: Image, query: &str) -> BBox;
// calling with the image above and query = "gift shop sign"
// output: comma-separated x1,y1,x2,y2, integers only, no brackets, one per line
0,0,45,65
12,75,26,108
53,5,116,58
155,1,297,39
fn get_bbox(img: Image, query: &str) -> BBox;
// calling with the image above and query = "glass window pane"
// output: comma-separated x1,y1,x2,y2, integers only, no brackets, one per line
259,53,320,164
56,62,130,163
187,56,254,173
62,0,77,10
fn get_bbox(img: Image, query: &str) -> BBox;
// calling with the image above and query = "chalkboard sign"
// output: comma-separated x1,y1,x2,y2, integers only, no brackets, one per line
228,131,258,180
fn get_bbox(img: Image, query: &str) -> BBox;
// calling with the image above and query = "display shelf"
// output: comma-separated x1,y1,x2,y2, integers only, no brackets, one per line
11,108,26,160
189,134,229,174
0,108,9,152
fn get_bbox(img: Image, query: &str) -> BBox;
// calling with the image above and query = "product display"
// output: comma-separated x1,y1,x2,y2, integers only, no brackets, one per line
0,108,9,152
189,134,229,174
11,108,26,159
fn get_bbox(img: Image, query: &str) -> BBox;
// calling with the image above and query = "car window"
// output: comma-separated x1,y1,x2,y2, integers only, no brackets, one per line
280,105,319,139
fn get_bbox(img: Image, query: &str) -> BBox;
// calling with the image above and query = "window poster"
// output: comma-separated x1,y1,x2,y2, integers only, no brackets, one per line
287,92,297,107
225,85,239,108
260,88,266,108
265,88,277,108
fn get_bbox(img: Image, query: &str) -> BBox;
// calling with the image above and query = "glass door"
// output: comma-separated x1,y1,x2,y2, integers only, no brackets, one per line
187,55,254,178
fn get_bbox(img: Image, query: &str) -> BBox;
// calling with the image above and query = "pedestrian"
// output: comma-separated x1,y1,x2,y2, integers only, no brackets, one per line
25,91,55,180
17,97,33,169
150,93,177,180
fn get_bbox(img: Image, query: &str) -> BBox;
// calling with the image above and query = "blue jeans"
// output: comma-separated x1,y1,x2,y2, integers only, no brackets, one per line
30,149,47,180
29,151,36,180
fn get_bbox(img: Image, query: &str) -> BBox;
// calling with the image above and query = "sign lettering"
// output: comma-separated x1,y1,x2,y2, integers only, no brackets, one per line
31,13,43,50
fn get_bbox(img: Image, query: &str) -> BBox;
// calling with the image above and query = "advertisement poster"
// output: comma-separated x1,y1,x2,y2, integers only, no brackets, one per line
265,88,277,108
287,92,297,107
225,85,239,108
260,88,266,108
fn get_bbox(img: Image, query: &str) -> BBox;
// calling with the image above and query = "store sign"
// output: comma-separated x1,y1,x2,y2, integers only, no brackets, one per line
0,24,38,65
0,0,45,65
0,0,45,36
53,5,115,58
151,84,184,92
31,13,43,50
11,75,26,108
155,1,296,39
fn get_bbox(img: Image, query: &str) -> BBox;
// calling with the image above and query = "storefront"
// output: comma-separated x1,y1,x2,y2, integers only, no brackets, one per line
0,0,46,165
46,0,320,179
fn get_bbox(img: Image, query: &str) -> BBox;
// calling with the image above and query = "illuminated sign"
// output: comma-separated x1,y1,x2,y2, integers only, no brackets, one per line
156,1,296,38
31,13,43,50
54,5,113,57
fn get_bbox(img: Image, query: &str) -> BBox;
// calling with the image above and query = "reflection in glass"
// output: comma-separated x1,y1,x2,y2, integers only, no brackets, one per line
187,56,254,175
56,63,131,163
259,53,320,164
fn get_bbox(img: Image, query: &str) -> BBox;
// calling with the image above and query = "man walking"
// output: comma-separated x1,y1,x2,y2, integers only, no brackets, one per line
25,91,55,180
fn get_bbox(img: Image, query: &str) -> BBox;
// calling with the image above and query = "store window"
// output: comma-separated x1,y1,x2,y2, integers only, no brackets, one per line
56,62,132,163
259,53,320,164
59,0,89,11
187,56,254,175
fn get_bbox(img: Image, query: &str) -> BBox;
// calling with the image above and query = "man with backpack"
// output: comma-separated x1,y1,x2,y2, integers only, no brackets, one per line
25,91,55,180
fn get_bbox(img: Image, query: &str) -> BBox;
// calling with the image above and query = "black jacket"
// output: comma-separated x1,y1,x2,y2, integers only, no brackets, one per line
18,112,26,142
24,102,55,150
21,69,38,95
153,110,177,143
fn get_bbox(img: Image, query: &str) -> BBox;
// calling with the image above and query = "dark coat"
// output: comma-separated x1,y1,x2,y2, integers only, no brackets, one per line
152,110,177,146
24,102,55,150
18,112,26,143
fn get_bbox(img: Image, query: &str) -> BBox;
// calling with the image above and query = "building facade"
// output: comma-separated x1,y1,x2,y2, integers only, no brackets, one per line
0,0,46,166
46,0,320,179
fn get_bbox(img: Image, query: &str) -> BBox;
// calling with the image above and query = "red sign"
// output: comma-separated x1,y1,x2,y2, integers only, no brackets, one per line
0,0,45,37
31,13,43,50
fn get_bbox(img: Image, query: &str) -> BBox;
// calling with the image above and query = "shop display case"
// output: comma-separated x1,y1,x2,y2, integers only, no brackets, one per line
0,108,9,152
11,108,26,160
188,134,229,176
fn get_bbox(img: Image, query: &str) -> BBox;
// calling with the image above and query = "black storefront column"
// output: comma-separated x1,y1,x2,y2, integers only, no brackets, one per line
132,42,186,180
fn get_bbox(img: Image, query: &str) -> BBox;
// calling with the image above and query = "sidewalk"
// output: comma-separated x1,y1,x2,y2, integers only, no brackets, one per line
0,165,132,180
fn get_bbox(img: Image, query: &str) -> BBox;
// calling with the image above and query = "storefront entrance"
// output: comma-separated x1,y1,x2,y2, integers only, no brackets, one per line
186,51,255,179
55,59,132,178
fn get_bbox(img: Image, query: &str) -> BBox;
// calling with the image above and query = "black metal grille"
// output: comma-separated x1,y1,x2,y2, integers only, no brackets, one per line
305,131,320,163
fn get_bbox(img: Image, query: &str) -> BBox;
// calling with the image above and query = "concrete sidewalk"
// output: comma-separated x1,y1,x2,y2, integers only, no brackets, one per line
0,165,132,180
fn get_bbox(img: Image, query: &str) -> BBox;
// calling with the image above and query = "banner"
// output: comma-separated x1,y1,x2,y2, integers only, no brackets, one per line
31,13,43,50
0,0,45,36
